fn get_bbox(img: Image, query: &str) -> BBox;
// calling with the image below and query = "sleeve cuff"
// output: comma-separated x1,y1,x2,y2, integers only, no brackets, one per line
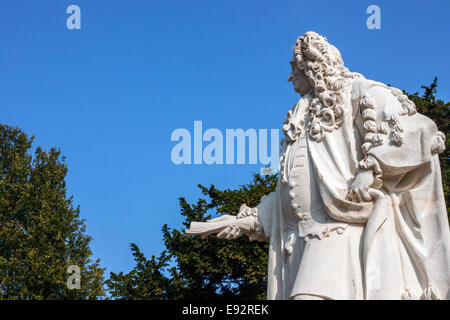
358,155,383,189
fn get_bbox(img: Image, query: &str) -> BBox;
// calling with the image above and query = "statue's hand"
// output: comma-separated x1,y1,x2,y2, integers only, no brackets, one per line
186,204,264,240
216,215,257,240
347,169,375,202
217,204,259,240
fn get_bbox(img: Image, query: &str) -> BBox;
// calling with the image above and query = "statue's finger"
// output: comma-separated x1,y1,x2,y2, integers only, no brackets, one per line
231,227,241,239
346,191,356,202
368,188,384,200
360,188,372,202
217,226,231,239
216,231,225,239
233,228,243,239
348,188,358,202
354,189,364,203
225,227,236,240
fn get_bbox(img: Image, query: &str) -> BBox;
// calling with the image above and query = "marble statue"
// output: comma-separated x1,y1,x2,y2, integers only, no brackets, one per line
185,31,450,300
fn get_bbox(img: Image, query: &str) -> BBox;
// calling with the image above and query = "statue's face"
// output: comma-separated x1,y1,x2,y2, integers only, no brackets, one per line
288,59,312,95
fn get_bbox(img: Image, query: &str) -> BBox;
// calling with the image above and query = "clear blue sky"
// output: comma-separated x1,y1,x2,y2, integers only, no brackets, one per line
1,0,449,276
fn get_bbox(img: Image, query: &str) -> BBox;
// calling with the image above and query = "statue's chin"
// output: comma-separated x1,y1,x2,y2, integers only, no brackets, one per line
294,87,311,96
293,87,303,95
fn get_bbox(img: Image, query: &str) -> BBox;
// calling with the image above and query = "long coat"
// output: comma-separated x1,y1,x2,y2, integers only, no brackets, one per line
256,77,450,300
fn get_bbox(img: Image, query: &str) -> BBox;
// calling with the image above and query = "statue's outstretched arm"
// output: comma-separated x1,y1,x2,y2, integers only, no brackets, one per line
185,192,276,241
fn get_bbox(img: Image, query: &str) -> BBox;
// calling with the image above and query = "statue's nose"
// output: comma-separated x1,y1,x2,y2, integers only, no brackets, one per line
287,74,294,82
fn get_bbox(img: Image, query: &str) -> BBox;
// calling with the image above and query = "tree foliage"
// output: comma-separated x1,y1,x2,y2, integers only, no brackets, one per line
106,243,173,299
0,125,105,299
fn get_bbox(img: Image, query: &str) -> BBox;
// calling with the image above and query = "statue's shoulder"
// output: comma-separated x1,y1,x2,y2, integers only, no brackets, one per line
351,77,390,101
351,77,440,137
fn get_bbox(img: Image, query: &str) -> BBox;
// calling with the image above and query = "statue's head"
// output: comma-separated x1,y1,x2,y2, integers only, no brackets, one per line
288,31,360,142
289,32,349,95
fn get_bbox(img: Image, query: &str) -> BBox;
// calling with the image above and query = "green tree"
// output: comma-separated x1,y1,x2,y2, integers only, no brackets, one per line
0,125,105,299
106,243,173,300
107,79,449,299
